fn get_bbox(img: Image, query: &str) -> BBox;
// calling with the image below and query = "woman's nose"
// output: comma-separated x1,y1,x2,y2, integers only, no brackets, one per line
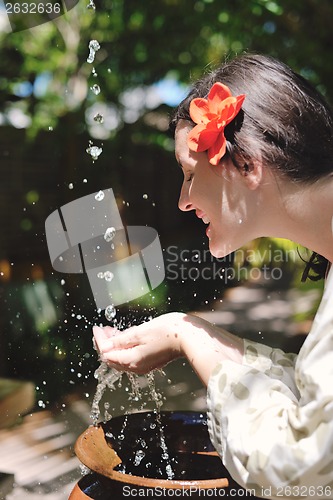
178,184,193,212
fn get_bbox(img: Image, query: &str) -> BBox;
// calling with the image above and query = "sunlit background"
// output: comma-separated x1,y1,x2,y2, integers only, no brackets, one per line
0,0,331,496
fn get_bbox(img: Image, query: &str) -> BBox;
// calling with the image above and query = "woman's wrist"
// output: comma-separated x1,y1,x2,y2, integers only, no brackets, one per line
163,311,188,357
172,312,244,385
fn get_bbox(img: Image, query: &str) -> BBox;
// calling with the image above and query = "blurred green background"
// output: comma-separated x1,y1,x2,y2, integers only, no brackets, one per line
0,0,331,407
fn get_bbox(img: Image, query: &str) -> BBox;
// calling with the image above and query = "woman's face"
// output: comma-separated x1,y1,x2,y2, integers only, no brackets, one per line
175,120,258,258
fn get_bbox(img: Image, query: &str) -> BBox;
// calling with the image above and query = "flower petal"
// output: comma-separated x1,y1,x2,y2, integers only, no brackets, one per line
207,131,227,165
225,94,246,125
216,96,237,117
187,82,245,166
208,83,232,114
188,124,220,152
189,98,210,124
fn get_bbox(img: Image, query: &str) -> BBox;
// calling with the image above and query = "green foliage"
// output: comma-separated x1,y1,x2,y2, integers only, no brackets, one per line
1,0,333,135
1,0,332,401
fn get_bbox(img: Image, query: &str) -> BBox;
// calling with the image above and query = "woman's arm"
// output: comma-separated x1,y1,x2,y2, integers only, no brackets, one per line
93,312,244,385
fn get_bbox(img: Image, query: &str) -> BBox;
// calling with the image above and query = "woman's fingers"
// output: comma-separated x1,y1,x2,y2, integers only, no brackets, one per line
92,325,110,352
101,325,118,338
91,313,185,375
93,325,140,354
92,325,144,373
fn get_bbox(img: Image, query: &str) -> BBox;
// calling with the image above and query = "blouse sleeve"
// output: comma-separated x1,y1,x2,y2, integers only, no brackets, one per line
207,268,333,500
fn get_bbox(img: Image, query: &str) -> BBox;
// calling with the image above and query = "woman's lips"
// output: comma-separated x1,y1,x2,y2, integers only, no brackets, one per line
196,212,211,237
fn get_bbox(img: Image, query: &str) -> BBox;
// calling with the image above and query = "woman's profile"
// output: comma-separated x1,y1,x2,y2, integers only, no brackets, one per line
93,54,333,499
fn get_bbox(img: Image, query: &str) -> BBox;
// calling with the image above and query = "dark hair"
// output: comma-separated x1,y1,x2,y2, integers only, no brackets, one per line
171,54,333,280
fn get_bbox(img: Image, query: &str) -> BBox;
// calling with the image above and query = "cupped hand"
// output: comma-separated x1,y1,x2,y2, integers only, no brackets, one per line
92,312,185,375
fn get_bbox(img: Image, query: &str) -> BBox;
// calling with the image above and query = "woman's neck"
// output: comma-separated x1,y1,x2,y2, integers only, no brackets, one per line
260,174,333,263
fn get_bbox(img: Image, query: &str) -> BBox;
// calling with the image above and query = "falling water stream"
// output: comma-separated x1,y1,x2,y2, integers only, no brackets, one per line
90,318,175,479
80,6,176,480
86,34,103,162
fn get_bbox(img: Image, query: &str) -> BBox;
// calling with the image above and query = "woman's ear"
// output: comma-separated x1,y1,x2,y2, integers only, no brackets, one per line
241,159,263,190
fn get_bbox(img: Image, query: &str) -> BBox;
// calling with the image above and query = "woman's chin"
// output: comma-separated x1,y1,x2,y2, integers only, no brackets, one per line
208,240,234,259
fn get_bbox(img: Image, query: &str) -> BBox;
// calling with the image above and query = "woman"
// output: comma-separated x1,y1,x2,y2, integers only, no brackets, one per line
93,54,333,499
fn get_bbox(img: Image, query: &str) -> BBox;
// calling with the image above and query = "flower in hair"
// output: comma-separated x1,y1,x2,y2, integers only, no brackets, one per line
187,82,245,165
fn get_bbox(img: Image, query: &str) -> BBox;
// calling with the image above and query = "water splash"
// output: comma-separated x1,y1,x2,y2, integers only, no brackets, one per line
87,40,101,64
146,372,175,479
86,144,103,160
90,84,101,95
86,0,96,10
90,362,123,424
127,372,141,402
80,464,91,476
97,270,114,282
94,113,104,123
147,371,163,411
104,226,116,242
104,401,112,421
104,271,114,282
134,450,145,466
105,304,116,321
91,329,175,478
95,190,104,201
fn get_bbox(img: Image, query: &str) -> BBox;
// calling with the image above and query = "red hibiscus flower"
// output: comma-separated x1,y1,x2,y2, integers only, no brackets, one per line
187,82,245,166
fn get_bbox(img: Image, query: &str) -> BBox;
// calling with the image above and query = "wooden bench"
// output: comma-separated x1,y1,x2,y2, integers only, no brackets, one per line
0,378,35,430
0,399,92,499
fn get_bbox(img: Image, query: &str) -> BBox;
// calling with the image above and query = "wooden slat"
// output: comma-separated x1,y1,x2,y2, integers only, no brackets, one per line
0,406,85,500
0,378,35,429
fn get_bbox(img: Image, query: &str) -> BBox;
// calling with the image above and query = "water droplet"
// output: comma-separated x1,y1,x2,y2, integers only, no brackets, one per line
90,40,100,51
134,450,145,466
143,194,148,199
165,464,174,479
94,113,104,123
105,304,116,321
90,362,122,424
87,40,100,63
90,84,101,95
80,464,91,476
86,0,96,9
104,271,114,282
87,145,103,160
48,126,53,131
68,183,74,189
104,226,116,242
95,190,105,201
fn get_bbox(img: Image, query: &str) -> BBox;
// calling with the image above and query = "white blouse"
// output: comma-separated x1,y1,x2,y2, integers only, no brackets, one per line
207,265,333,499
